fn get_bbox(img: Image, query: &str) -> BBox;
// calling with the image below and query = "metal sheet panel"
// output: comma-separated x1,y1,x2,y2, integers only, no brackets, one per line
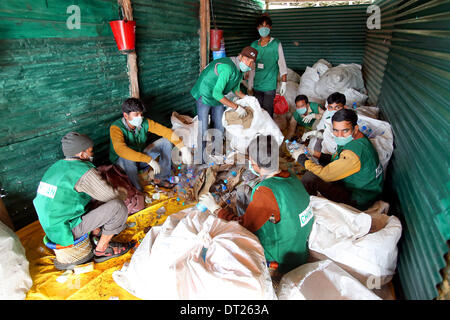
0,1,129,229
374,0,450,300
268,5,369,72
210,0,264,57
132,0,200,124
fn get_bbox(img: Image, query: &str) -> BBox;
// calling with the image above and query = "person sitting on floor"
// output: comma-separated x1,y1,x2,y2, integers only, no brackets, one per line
109,98,192,190
198,134,314,275
286,94,325,141
291,109,384,211
301,91,347,153
33,132,132,265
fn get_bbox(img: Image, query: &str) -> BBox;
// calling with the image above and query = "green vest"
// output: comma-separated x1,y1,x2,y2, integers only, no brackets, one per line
251,38,280,92
190,57,243,106
293,102,322,130
251,173,313,274
109,118,150,164
33,159,95,246
333,136,384,210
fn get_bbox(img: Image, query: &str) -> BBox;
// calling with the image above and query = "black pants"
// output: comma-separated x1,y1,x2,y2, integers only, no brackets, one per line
301,171,359,209
254,89,276,118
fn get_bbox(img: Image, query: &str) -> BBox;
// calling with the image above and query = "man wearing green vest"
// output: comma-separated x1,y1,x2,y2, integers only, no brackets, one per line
33,132,132,267
110,98,192,190
291,109,384,211
286,94,325,141
199,134,313,274
248,15,288,118
191,46,258,162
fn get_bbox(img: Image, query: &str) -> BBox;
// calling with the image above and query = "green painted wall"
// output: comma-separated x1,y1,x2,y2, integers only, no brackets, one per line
370,0,450,300
132,0,200,126
268,5,369,73
0,1,130,229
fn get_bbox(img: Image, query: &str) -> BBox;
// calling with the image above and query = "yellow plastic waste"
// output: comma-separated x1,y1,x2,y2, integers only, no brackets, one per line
17,186,193,300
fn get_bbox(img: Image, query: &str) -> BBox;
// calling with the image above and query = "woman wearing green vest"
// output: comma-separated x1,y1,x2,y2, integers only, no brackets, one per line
198,134,313,274
291,109,384,211
191,46,258,162
286,94,325,141
33,132,132,268
248,15,288,118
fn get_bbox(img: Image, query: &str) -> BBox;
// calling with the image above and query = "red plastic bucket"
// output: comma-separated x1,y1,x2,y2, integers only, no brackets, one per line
274,94,289,114
210,29,223,51
109,20,136,52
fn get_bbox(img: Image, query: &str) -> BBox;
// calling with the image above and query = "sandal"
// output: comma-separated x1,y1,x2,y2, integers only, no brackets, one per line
93,241,132,263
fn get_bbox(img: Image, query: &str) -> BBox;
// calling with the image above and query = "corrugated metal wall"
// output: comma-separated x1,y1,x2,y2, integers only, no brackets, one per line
268,5,369,73
0,1,129,229
364,0,450,300
132,0,200,124
210,0,264,58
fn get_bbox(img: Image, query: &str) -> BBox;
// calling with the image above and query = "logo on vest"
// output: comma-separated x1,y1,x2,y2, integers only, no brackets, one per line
375,163,383,178
299,204,313,228
37,181,58,199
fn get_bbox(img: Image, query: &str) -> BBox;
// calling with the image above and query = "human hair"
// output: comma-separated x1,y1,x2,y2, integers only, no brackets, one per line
247,134,279,169
327,92,346,106
122,98,144,114
295,94,309,105
332,108,358,127
256,15,272,27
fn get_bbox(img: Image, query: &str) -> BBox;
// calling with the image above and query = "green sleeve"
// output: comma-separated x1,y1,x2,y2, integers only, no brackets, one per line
212,64,232,102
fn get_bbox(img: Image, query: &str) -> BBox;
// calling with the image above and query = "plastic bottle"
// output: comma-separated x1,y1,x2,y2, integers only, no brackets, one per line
169,176,180,184
352,102,357,109
197,202,208,212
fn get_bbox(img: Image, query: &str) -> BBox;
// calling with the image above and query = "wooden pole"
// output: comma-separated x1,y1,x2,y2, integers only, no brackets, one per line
118,0,140,98
200,0,208,71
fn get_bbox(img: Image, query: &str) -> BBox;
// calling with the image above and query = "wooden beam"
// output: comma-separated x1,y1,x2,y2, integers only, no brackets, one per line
118,0,140,98
200,0,208,71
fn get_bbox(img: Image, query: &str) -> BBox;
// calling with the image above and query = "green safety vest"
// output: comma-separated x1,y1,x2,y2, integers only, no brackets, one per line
251,173,313,274
33,159,95,246
332,136,384,210
190,57,243,106
109,118,150,164
293,102,322,130
251,38,281,92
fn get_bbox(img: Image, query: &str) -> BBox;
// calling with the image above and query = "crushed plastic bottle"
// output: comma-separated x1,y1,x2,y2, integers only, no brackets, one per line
285,139,302,152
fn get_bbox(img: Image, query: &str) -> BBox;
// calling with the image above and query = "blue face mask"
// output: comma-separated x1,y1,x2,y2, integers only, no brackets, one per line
258,27,270,37
239,61,251,73
296,108,307,115
334,134,354,146
248,161,260,177
129,116,143,127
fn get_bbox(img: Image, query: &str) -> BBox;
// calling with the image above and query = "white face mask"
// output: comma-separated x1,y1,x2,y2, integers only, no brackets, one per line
129,115,143,127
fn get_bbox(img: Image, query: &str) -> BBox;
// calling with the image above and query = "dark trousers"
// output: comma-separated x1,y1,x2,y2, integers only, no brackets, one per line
254,89,276,118
301,171,358,208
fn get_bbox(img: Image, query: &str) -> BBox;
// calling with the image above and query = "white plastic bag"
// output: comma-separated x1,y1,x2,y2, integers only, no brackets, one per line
297,67,320,102
314,64,365,100
0,221,33,300
170,111,199,148
308,196,402,285
343,88,368,107
277,260,381,300
222,95,284,154
113,207,276,300
312,59,332,76
278,68,301,83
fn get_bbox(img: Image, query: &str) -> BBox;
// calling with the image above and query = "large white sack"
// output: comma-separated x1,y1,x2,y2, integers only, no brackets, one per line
0,221,33,300
297,67,320,102
277,259,381,300
312,59,332,76
222,95,284,154
113,207,277,300
308,196,402,285
343,88,368,107
314,64,366,100
170,111,199,148
278,68,301,83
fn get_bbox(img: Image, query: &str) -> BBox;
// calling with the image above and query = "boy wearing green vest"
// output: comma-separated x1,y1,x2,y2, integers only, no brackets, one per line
110,98,192,191
191,46,258,162
33,132,132,267
286,94,325,141
291,109,384,211
199,135,313,274
248,15,288,118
